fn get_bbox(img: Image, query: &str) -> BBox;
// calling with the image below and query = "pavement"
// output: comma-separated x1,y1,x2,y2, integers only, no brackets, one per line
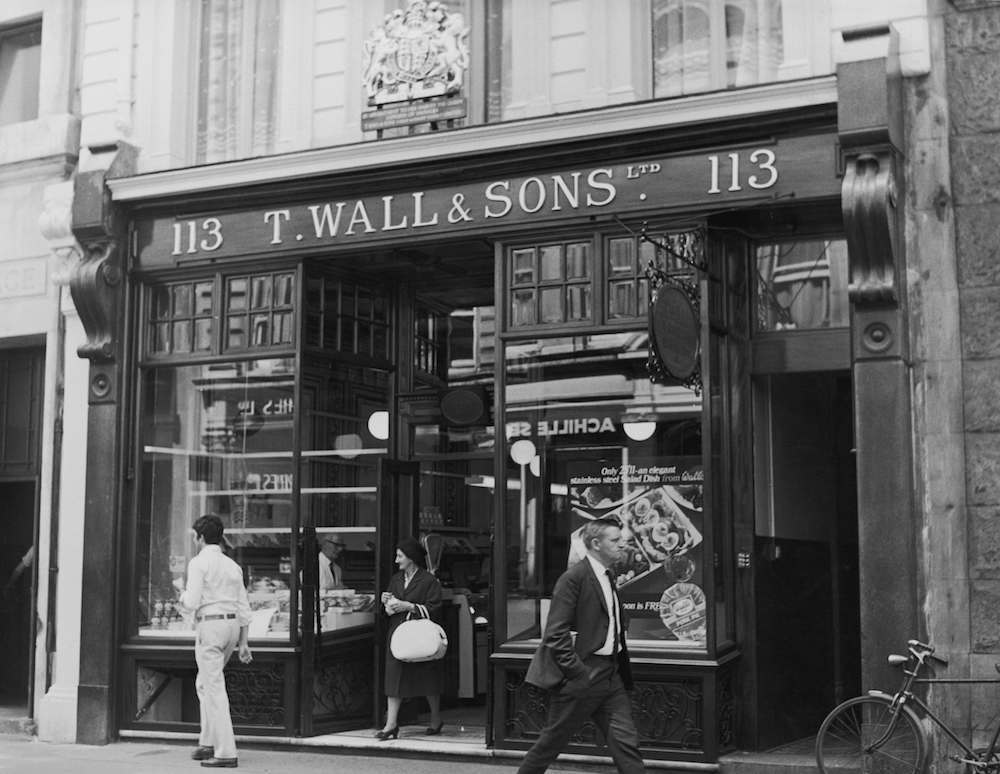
0,737,631,774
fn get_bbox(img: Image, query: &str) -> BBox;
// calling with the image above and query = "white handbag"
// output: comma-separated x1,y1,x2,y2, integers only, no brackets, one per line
390,616,448,662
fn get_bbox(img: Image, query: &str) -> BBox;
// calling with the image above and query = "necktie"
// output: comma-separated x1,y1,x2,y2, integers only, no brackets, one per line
606,570,620,654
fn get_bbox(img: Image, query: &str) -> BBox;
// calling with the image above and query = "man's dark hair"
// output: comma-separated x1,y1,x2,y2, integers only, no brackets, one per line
580,518,619,551
193,514,224,544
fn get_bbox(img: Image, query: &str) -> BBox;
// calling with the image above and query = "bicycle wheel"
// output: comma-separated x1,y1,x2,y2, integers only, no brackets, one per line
816,694,926,774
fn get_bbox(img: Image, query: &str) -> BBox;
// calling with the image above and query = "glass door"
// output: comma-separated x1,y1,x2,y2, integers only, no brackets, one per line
297,364,389,734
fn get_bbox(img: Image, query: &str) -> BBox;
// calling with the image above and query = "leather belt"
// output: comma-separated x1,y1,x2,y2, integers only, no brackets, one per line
197,613,236,622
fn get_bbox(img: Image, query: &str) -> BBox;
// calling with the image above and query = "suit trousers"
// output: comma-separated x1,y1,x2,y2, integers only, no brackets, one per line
195,619,240,760
517,655,645,774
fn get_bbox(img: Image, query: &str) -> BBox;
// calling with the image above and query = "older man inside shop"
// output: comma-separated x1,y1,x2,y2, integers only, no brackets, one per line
319,534,346,590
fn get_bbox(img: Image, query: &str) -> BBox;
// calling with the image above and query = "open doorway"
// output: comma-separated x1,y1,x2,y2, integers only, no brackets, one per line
302,238,496,742
0,347,44,720
0,480,38,713
751,371,859,750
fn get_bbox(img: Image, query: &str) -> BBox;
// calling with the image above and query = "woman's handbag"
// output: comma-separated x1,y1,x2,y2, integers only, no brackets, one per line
390,615,448,662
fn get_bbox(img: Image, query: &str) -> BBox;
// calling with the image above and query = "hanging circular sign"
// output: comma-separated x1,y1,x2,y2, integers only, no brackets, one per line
650,284,700,380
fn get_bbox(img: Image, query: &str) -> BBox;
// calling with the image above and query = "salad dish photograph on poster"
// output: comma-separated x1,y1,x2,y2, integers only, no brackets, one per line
567,457,705,647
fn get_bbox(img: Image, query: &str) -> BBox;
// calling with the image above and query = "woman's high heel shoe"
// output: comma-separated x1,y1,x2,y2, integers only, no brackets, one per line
425,722,444,736
374,726,399,741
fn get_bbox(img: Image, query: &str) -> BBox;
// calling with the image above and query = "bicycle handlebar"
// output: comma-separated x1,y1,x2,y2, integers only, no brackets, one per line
906,639,949,667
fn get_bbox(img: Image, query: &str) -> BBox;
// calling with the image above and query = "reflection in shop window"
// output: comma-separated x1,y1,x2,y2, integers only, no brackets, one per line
507,241,593,328
755,239,848,331
137,359,296,641
653,0,784,98
147,280,216,356
225,272,295,351
503,334,706,650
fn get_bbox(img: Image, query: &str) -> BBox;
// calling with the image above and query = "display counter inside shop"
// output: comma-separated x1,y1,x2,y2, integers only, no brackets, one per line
138,583,376,639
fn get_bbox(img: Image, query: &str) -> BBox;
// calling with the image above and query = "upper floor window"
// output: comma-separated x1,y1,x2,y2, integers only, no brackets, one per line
653,0,783,98
0,20,41,126
196,0,280,163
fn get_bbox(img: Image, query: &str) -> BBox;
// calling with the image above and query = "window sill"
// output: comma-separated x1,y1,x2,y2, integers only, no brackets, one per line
0,113,80,170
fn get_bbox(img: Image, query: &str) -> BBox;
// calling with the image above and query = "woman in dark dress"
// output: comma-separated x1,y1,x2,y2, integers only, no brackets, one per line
375,536,445,739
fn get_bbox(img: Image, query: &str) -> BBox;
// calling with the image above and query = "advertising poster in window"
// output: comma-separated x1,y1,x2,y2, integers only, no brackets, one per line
566,457,705,647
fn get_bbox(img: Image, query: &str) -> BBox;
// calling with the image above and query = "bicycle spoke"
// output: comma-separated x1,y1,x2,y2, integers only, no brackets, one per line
817,697,923,774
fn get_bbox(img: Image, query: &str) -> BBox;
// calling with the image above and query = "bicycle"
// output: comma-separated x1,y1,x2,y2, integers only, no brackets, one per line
815,639,1000,773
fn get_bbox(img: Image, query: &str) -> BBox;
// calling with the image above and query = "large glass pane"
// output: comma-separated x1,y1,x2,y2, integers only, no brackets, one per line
300,364,388,633
755,239,848,331
539,245,563,282
137,358,296,641
503,334,706,650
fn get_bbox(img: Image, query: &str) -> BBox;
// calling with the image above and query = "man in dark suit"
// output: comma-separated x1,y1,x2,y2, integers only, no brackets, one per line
517,518,645,774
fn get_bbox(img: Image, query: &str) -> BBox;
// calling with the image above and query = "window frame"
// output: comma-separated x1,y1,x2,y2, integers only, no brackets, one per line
0,17,42,127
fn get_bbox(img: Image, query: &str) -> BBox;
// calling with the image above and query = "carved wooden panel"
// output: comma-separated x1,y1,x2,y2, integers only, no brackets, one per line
501,668,715,755
227,662,286,726
312,649,374,718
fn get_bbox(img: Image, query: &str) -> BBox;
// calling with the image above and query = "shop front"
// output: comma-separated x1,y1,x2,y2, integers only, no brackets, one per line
77,92,873,764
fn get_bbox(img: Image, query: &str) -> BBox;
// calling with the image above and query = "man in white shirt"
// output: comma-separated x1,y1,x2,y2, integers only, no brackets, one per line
177,515,253,769
319,534,346,590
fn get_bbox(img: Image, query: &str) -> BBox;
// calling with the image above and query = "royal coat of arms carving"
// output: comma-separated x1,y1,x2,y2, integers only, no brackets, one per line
363,0,470,105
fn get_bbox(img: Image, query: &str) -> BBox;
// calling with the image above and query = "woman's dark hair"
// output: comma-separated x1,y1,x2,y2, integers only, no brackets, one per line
397,536,426,568
193,514,224,544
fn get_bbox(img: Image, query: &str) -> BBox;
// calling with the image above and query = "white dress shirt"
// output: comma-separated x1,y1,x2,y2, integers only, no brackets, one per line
179,544,251,626
585,553,619,656
319,552,343,590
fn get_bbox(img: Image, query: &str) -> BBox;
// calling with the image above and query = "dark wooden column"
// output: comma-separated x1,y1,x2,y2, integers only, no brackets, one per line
69,143,136,744
837,26,918,691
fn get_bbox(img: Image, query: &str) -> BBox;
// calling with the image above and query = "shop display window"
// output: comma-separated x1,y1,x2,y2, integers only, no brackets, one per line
137,358,296,640
755,238,848,331
502,334,706,651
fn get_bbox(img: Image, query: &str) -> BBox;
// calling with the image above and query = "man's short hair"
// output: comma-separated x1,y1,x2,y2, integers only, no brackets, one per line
193,514,224,544
580,518,619,551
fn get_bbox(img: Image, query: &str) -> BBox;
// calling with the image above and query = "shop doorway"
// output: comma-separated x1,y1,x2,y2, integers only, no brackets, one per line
0,481,37,710
749,371,859,750
301,241,495,741
0,347,45,717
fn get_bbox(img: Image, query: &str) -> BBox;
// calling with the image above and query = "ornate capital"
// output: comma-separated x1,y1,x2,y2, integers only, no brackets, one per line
842,149,901,306
39,180,83,286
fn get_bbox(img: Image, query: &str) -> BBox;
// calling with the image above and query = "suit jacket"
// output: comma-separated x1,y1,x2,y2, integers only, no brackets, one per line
524,557,633,691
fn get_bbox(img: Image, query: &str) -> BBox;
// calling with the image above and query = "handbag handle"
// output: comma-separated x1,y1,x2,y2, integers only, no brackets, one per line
405,603,430,620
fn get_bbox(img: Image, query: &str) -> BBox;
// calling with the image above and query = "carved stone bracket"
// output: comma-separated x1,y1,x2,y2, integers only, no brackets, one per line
842,149,901,306
68,240,122,362
66,142,137,362
837,25,905,311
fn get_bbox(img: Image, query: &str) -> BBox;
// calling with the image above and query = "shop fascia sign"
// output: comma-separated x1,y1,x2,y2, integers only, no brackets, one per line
135,132,837,267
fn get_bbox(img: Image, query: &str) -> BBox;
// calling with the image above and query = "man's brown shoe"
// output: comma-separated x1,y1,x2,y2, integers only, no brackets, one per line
191,747,214,761
201,758,238,768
